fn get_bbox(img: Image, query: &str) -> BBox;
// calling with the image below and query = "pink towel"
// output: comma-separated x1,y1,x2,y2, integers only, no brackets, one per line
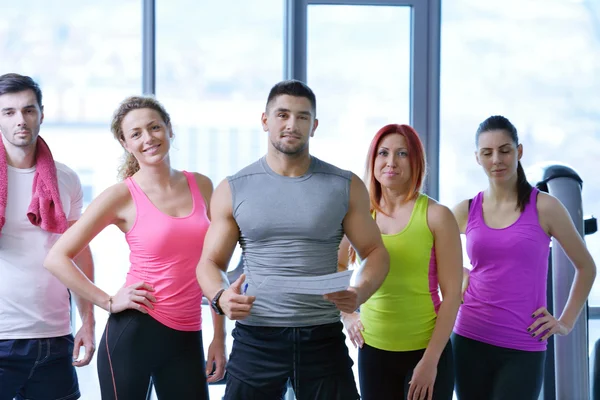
0,136,68,234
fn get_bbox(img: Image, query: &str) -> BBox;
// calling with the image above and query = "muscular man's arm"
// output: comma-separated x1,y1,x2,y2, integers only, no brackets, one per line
345,175,389,305
193,174,228,381
325,175,389,312
196,179,255,320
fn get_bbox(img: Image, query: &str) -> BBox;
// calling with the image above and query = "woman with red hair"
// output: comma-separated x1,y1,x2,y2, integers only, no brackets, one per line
339,124,462,400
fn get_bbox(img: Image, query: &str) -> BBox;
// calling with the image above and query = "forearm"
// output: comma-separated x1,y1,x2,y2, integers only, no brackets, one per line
45,251,111,311
340,311,357,321
197,259,230,301
353,246,389,306
559,266,596,330
422,294,461,363
72,246,96,325
210,307,226,341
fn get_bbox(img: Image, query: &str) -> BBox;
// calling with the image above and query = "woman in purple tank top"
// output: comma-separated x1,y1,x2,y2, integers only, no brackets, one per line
450,115,596,400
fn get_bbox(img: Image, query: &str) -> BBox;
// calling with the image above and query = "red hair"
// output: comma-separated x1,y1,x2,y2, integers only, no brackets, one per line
365,124,427,216
348,124,427,264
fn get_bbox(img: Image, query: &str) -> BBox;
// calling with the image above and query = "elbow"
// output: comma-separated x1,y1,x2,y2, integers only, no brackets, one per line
380,246,391,276
43,248,73,276
43,251,58,275
587,262,597,284
195,263,204,285
441,286,463,311
196,260,208,287
364,244,389,277
448,290,463,310
577,258,597,283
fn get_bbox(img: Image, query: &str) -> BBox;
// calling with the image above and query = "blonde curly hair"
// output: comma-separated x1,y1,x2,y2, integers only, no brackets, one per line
111,96,171,181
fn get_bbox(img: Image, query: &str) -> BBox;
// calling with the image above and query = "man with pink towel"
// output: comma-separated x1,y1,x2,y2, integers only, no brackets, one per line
0,73,95,400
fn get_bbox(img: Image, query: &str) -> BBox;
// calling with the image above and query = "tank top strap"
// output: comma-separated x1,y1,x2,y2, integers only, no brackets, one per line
468,191,485,223
520,187,540,220
124,177,149,209
412,193,429,227
182,171,208,213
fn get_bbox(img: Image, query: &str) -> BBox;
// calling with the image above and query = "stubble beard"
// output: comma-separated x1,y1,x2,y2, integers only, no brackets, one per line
9,131,38,148
271,138,308,156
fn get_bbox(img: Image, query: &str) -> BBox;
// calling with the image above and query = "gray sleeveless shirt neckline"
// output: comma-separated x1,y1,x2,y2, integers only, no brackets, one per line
228,155,352,327
259,155,315,182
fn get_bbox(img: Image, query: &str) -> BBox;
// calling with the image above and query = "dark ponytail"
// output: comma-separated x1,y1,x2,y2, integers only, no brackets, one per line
516,161,533,212
476,115,532,211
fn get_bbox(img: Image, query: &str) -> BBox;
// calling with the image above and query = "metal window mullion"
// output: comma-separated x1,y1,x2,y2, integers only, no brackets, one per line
142,0,156,95
308,0,419,5
284,0,308,82
411,0,440,200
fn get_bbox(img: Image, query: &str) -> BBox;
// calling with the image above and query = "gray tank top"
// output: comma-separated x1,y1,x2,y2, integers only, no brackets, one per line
228,156,352,327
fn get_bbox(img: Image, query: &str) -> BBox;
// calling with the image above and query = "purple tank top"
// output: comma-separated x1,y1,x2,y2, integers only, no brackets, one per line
454,188,550,351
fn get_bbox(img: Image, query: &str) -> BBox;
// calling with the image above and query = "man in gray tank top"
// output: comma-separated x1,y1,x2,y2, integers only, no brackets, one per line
197,80,390,400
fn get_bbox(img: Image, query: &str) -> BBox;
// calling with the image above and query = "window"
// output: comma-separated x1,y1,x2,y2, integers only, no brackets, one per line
307,5,412,177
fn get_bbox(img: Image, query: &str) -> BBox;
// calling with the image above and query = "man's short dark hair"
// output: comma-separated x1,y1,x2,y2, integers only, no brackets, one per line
266,80,316,114
0,73,43,108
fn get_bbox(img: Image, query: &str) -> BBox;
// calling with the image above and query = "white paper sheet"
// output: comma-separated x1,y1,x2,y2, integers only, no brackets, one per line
260,270,353,295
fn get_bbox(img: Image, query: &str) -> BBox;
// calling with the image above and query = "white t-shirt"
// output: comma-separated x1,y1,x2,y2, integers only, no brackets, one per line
0,161,83,339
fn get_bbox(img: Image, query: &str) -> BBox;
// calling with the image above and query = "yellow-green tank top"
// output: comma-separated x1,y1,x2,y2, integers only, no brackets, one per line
361,194,440,351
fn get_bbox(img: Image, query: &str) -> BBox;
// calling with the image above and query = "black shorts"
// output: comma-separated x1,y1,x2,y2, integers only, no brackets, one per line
224,321,359,400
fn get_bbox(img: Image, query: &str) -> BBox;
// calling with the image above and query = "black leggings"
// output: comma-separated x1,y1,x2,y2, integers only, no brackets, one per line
97,310,208,400
358,341,454,400
452,333,545,400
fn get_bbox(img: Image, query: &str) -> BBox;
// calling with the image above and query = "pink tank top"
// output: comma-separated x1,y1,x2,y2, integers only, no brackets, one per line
124,171,209,331
454,188,550,351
